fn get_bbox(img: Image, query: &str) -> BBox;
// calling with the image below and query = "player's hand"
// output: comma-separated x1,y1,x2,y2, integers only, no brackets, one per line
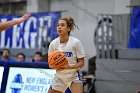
21,13,30,21
16,13,30,24
61,63,71,69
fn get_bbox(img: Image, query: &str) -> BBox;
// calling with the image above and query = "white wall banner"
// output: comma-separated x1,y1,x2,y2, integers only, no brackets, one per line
0,67,4,90
5,67,56,93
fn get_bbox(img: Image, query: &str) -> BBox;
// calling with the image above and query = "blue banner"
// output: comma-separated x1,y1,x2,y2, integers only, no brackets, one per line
128,6,140,48
0,12,61,48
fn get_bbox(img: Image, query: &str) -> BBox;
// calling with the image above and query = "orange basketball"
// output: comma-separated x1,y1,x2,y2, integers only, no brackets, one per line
48,50,68,70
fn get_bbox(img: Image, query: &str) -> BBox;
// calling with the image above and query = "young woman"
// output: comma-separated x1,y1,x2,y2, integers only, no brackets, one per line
0,13,30,31
48,16,85,93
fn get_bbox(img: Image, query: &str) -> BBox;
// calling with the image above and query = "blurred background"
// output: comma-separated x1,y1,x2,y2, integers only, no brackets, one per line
0,0,131,70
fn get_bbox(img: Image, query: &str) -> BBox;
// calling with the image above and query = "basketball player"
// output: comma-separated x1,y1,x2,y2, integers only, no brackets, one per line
0,13,30,31
48,16,85,93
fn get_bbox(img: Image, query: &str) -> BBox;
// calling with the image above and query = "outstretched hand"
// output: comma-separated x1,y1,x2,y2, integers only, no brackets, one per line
0,13,30,32
21,13,30,20
16,13,30,24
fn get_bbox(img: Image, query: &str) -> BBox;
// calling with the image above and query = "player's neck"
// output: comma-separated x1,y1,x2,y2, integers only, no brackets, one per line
60,36,69,43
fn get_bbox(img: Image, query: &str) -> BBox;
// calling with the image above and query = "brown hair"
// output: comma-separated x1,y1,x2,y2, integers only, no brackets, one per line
60,16,79,35
17,52,26,59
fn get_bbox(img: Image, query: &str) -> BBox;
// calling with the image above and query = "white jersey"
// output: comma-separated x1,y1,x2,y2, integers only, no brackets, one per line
48,36,85,75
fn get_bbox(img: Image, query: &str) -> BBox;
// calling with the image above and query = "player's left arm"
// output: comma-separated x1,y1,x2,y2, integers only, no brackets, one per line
64,57,84,69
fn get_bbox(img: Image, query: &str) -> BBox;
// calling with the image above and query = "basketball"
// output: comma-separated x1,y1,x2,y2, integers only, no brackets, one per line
48,50,68,70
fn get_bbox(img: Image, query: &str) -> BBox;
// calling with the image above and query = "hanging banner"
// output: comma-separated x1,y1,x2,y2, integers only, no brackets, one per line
128,6,140,48
0,12,60,49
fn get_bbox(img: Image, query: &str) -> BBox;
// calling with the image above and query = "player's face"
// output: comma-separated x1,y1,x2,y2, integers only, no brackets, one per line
57,20,70,36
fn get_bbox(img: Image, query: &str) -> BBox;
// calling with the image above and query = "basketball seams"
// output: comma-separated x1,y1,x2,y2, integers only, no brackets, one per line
50,55,66,65
48,50,68,69
49,51,65,64
53,55,67,67
48,51,60,63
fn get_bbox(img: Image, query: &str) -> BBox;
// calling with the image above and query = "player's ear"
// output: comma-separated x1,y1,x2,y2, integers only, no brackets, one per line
67,27,71,35
68,27,70,32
